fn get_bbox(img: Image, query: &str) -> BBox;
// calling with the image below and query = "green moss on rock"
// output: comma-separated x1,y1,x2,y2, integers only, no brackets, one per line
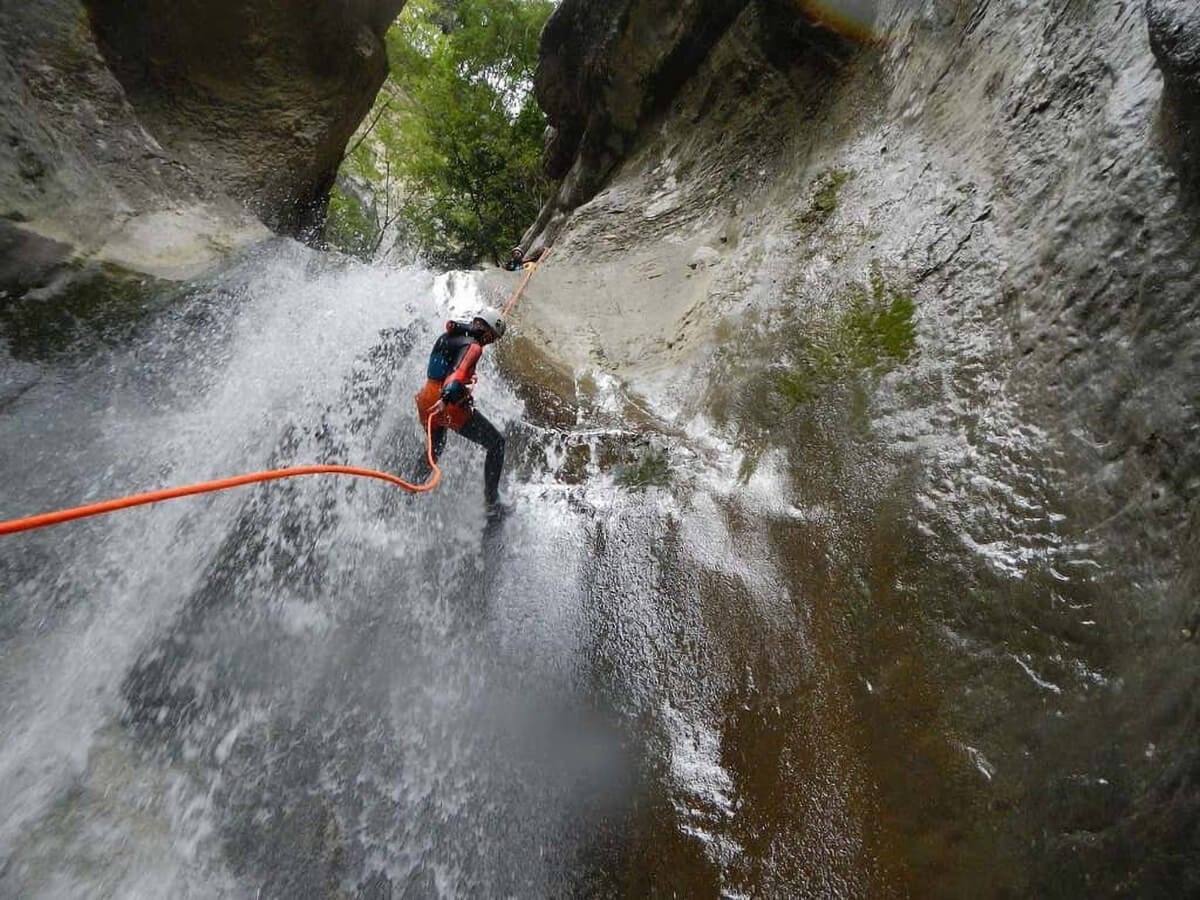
559,442,593,484
703,260,918,485
0,261,164,360
774,261,916,406
796,169,855,233
614,446,671,491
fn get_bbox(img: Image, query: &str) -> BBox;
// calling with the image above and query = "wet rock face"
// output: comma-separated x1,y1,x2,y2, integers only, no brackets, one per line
520,0,1200,892
526,0,852,251
0,1,222,259
0,0,401,279
531,0,752,243
88,0,405,234
538,0,747,175
1147,0,1200,192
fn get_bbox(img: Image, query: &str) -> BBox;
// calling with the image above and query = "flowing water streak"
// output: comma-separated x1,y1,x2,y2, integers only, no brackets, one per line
0,245,443,888
0,241,770,897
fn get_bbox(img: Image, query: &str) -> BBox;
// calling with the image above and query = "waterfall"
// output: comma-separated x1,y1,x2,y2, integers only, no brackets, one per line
3,234,1184,897
0,242,647,896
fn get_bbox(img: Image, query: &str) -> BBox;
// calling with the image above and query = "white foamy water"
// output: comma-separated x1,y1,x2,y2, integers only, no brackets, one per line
3,241,812,898
0,243,613,896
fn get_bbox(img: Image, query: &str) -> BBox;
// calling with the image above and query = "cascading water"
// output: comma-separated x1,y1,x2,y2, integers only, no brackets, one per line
0,242,653,897
1,237,1187,898
6,239,865,899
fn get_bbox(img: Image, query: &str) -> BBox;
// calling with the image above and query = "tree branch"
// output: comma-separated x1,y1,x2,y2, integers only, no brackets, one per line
346,101,391,162
371,158,395,255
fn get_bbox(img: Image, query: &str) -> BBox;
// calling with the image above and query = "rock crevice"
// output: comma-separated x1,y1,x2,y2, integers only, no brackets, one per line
1148,0,1200,195
524,0,857,253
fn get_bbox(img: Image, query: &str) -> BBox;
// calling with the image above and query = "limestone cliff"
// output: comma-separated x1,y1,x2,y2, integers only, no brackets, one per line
0,0,403,280
510,0,1200,892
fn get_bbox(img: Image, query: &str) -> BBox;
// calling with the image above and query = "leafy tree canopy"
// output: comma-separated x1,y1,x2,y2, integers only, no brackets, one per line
326,0,555,267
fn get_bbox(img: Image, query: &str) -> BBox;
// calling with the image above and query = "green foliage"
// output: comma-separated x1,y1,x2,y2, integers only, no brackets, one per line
326,0,555,266
324,183,380,260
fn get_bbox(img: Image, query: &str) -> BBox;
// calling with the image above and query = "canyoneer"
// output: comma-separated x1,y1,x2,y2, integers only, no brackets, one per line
504,245,545,271
504,246,525,271
415,308,508,515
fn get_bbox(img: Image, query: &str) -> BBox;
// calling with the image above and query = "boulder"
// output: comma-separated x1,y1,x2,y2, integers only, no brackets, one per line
89,0,406,234
0,0,404,282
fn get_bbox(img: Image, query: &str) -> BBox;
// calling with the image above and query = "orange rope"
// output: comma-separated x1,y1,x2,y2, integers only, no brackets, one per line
0,417,442,536
1,248,554,536
502,246,551,318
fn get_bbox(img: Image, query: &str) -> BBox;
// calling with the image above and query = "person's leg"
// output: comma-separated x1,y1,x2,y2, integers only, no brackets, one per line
430,426,448,463
457,412,505,504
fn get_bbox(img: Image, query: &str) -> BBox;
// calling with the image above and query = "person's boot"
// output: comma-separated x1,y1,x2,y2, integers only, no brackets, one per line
485,495,511,521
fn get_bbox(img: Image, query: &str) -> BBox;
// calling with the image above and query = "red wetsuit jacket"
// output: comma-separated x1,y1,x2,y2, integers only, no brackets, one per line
414,320,485,431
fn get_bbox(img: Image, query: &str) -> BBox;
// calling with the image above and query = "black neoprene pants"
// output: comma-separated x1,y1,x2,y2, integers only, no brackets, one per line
431,411,505,504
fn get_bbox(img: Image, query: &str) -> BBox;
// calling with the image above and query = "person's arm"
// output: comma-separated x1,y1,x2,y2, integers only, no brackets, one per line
440,343,483,404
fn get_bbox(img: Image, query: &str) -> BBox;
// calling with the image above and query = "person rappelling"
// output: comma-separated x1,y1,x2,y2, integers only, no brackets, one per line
414,308,508,515
504,246,526,271
504,244,545,271
0,271,553,535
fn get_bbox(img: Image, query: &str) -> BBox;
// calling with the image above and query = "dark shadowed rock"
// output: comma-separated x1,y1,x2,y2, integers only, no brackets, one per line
1147,0,1200,193
89,0,406,234
0,0,263,279
527,0,752,248
1148,0,1200,92
0,221,73,294
523,0,854,253
0,0,404,280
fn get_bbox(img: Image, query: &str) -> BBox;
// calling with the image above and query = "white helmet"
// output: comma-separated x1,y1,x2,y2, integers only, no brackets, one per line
473,306,506,339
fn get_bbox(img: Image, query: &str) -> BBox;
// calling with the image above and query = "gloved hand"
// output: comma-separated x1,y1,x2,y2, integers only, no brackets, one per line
440,380,469,405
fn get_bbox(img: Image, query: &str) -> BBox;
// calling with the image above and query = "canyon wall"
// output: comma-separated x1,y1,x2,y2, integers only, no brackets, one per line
510,0,1200,892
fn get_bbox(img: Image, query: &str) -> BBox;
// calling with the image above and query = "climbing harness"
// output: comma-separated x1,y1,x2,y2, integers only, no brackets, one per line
0,251,551,536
